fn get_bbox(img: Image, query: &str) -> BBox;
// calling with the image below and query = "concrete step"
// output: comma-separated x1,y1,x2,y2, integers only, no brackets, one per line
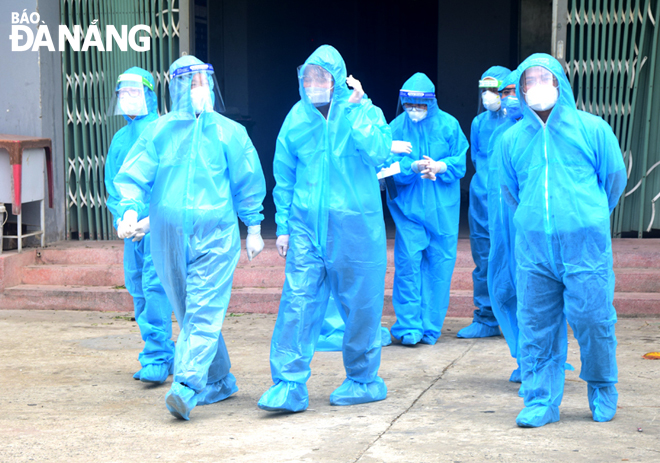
35,240,478,269
613,292,660,317
2,284,658,318
612,239,660,268
231,266,476,291
37,243,124,265
0,284,133,311
21,264,125,287
613,268,660,293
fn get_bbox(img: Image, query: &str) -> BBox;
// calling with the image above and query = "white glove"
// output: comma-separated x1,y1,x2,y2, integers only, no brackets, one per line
411,160,423,174
246,225,264,262
391,140,413,154
117,210,138,239
132,217,150,242
420,155,447,181
276,234,290,258
346,75,364,103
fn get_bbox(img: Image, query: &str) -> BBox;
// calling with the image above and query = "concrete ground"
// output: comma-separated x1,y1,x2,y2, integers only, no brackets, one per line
1,311,659,463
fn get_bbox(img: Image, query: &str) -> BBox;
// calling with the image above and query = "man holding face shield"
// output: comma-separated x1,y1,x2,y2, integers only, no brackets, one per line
260,45,392,412
114,56,266,420
499,54,626,427
105,67,174,385
458,66,511,339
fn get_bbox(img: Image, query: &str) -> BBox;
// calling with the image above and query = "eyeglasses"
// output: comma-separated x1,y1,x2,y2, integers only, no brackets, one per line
118,87,142,98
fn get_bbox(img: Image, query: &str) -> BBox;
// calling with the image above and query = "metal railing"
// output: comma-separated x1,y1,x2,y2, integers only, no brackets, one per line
563,0,660,237
61,0,181,239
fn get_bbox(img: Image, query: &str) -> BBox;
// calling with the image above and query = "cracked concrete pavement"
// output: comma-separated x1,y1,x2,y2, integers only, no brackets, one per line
1,310,659,462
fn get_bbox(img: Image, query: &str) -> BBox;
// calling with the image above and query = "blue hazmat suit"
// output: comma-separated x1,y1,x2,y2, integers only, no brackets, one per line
387,73,468,346
499,54,626,427
259,45,392,412
486,71,523,381
460,66,511,339
316,296,392,351
115,56,266,420
104,66,174,383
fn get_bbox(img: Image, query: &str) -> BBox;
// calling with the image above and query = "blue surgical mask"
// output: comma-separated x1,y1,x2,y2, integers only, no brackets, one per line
502,96,522,120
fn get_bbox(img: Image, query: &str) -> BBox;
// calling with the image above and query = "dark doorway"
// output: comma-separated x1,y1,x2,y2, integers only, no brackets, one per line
204,0,520,238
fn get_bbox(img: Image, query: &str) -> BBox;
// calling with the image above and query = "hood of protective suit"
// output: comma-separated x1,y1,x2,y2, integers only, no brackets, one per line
299,45,352,108
120,66,158,123
517,53,575,127
481,65,512,88
400,72,439,119
168,55,217,114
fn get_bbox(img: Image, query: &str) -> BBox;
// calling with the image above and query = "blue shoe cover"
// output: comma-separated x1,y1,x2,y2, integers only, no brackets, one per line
457,322,501,338
258,381,308,412
380,327,392,347
140,362,171,384
419,335,438,345
196,373,239,406
401,333,421,346
509,367,522,383
165,382,198,420
133,369,142,380
516,404,560,428
329,377,387,406
588,385,618,422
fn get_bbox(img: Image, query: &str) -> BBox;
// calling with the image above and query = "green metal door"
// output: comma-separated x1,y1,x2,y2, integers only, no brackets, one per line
61,0,185,240
562,0,660,237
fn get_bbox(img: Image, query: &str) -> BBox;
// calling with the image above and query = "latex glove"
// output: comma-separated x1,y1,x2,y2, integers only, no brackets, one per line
276,234,290,258
246,225,264,261
391,140,413,154
117,210,138,239
420,155,447,181
411,160,423,174
132,217,150,242
346,75,364,103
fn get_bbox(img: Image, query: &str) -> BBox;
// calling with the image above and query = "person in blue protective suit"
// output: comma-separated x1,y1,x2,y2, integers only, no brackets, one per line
259,45,392,412
458,66,511,339
485,70,523,382
499,53,626,427
386,72,468,347
104,67,174,384
114,55,267,420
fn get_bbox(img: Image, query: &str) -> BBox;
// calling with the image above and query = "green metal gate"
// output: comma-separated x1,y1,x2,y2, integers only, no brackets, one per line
61,0,185,240
561,0,660,237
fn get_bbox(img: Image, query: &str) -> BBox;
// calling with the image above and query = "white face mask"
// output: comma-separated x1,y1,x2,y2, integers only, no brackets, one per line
119,96,145,117
190,87,211,114
305,86,333,106
481,91,501,112
405,107,427,123
525,85,558,112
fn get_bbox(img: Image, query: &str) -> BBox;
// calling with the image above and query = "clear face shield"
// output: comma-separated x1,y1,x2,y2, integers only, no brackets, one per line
478,77,502,114
170,63,225,114
298,64,334,107
107,73,151,118
520,66,559,112
396,90,435,123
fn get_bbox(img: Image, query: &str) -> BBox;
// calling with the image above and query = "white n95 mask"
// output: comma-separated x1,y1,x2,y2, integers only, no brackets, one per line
190,87,211,114
119,96,145,117
305,86,333,106
481,91,501,112
406,107,427,123
525,85,558,111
